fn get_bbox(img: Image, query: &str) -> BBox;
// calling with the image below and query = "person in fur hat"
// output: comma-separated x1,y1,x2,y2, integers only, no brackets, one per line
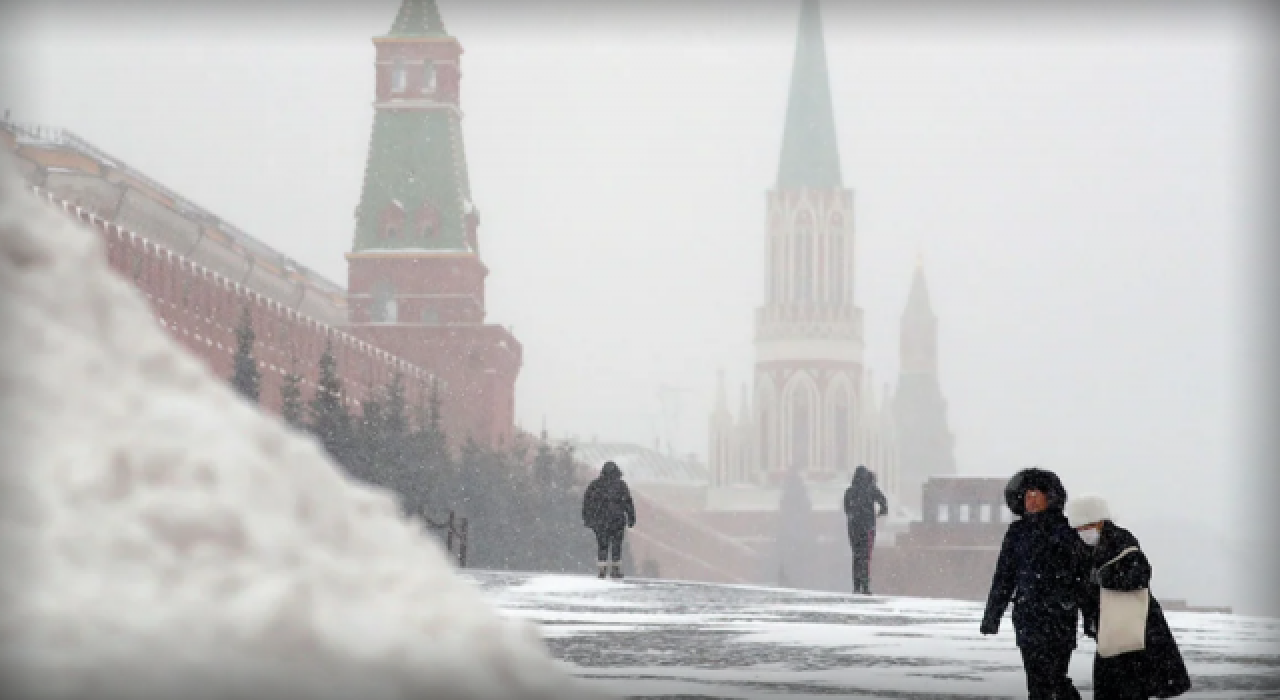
1069,495,1192,699
981,467,1092,699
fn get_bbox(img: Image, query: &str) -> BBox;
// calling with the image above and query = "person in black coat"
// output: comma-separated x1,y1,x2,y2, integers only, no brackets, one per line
981,467,1092,700
843,465,888,594
1068,495,1192,699
582,461,636,579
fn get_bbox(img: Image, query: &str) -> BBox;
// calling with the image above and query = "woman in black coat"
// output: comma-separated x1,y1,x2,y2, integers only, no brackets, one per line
1068,495,1192,699
981,467,1092,700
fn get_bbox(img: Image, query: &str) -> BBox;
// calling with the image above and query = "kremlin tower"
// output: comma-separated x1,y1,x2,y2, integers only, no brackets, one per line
346,0,521,448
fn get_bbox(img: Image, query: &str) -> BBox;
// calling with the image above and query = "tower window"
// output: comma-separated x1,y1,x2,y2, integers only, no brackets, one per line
416,201,440,238
789,386,811,471
370,281,397,323
937,504,950,523
979,504,993,523
832,392,850,471
958,504,971,523
423,59,437,93
392,59,407,93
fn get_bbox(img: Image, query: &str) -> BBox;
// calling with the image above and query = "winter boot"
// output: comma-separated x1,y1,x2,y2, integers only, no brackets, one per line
609,563,623,580
597,561,609,579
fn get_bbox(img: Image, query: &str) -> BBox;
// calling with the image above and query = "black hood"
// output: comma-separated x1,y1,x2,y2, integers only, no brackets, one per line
601,461,622,479
851,465,873,489
1004,467,1068,516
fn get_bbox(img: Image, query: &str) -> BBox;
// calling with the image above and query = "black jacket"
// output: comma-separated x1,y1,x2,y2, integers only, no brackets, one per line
1081,521,1192,699
843,466,888,530
582,465,635,531
982,468,1091,650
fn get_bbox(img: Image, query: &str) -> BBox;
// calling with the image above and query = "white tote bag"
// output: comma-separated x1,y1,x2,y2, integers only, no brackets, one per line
1096,546,1150,658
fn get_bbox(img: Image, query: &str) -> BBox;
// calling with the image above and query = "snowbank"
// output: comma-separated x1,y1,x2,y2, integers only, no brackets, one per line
0,159,599,700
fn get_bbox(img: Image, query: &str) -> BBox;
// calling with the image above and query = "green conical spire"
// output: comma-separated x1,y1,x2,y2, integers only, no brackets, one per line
387,0,447,38
777,0,843,188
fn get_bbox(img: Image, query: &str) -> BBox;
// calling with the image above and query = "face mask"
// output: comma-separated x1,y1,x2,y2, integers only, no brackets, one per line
1079,529,1100,547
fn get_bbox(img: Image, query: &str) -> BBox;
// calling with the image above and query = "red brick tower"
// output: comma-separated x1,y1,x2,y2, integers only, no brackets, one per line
346,0,521,448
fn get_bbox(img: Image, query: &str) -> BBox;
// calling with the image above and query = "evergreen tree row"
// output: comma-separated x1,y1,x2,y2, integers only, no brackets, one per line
228,306,625,574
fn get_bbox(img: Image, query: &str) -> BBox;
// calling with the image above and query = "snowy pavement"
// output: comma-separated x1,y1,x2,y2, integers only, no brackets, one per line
468,571,1280,699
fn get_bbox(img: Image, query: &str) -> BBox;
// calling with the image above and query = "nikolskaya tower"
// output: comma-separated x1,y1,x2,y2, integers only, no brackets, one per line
709,0,957,514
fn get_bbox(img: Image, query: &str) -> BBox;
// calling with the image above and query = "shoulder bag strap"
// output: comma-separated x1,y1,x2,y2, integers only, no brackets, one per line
1099,545,1140,573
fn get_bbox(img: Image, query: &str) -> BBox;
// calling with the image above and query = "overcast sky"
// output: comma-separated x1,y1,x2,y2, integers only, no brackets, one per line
2,1,1274,611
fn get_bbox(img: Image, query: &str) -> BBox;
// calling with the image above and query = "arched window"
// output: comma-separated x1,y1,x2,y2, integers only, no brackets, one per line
381,201,406,243
391,58,407,93
794,213,813,303
832,389,850,472
423,59,437,93
828,213,845,305
759,408,771,472
831,235,843,304
416,201,440,238
370,280,397,323
790,386,811,471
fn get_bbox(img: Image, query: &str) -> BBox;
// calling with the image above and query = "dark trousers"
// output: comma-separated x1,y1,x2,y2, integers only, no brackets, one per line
848,525,874,592
594,527,624,563
1019,645,1081,700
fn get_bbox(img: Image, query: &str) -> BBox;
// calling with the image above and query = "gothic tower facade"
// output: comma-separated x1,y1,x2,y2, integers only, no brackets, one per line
892,260,957,514
709,0,899,497
346,0,521,447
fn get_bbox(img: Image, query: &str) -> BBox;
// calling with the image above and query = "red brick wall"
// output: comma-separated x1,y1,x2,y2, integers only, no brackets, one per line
42,190,437,418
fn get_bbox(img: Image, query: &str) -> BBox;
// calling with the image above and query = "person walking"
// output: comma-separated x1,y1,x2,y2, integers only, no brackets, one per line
981,467,1091,700
582,461,636,579
1068,495,1191,699
843,465,888,594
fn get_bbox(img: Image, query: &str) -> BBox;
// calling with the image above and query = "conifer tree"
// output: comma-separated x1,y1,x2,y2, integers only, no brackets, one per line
417,377,448,467
385,370,407,438
230,305,261,402
379,371,414,504
307,337,352,464
353,377,385,485
279,356,304,428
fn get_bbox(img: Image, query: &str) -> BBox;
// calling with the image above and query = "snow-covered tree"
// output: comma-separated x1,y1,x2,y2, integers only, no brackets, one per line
279,356,304,428
307,337,352,463
230,305,261,403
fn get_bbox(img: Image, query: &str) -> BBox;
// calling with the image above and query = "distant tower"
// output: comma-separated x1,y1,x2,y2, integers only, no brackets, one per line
753,0,863,484
707,0,899,494
346,0,521,447
892,259,957,514
709,370,734,486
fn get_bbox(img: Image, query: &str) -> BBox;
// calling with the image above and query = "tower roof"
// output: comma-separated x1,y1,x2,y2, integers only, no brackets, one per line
386,0,448,38
777,0,843,189
714,369,729,413
904,259,935,319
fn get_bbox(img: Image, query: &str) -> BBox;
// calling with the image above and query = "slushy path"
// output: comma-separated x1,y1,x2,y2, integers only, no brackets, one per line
470,571,1280,699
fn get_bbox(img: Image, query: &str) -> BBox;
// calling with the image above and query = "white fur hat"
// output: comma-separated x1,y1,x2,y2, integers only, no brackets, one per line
1067,494,1112,528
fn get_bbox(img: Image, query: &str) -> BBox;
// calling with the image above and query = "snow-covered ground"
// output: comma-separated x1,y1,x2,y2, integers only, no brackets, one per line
471,571,1280,699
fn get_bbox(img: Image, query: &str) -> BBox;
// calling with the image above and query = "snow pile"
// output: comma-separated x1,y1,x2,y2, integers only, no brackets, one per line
0,162,599,700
